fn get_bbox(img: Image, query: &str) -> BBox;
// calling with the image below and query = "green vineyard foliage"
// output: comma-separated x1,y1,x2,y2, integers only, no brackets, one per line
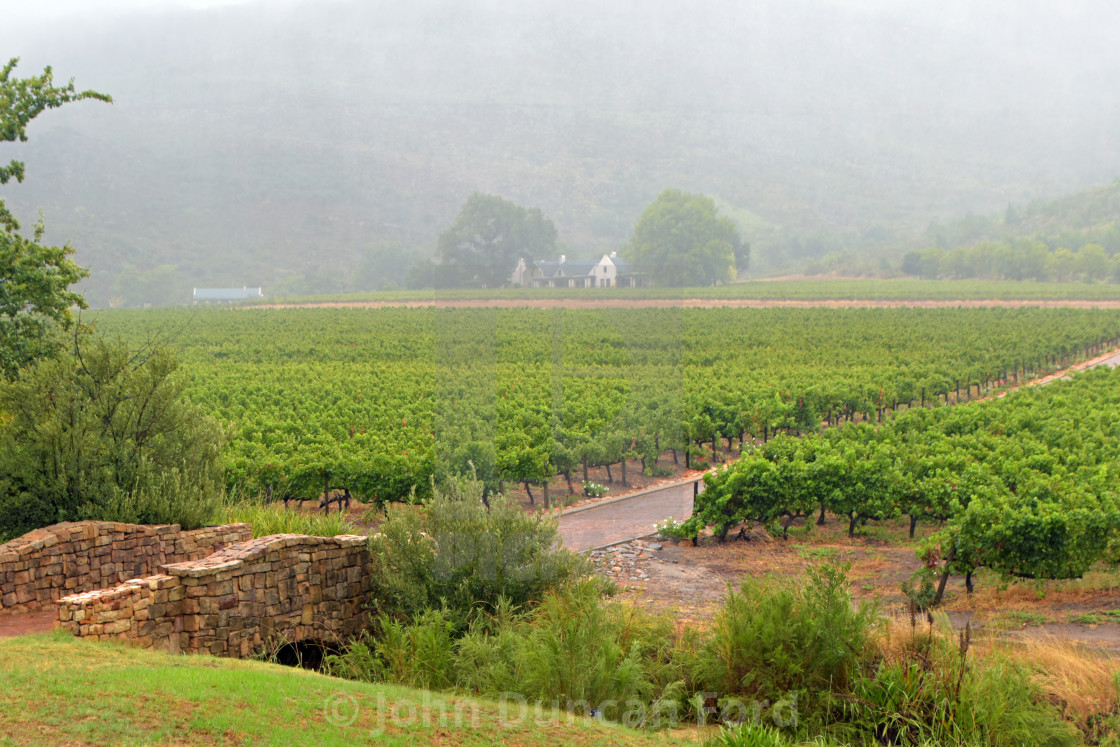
91,307,1120,523
688,365,1120,593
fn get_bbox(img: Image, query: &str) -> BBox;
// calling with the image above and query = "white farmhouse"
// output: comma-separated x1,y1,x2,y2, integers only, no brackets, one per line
511,253,645,288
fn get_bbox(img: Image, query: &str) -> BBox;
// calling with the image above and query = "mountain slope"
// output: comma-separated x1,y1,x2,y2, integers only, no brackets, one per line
3,0,1120,304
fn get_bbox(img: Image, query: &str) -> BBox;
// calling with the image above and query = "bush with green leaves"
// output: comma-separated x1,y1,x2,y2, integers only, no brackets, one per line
705,722,841,747
0,333,227,540
696,564,880,719
655,518,691,542
367,473,589,625
327,560,1100,740
582,480,609,498
328,578,689,725
841,618,1078,746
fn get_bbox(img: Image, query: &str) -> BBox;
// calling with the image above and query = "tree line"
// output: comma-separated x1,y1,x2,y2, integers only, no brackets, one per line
412,189,748,289
901,239,1120,283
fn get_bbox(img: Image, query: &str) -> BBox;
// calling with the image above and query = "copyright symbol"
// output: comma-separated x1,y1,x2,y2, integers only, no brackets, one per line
324,691,359,727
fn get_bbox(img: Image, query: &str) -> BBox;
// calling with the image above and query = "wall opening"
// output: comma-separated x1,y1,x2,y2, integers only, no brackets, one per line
273,639,339,671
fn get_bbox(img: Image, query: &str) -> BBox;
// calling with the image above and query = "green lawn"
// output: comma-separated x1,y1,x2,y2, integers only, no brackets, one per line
0,632,692,746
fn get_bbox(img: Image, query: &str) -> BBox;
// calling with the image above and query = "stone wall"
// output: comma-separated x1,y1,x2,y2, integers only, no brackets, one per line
58,533,371,658
0,522,251,615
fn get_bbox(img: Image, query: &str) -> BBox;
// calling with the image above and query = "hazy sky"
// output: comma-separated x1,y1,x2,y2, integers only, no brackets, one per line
2,0,256,27
4,0,1120,300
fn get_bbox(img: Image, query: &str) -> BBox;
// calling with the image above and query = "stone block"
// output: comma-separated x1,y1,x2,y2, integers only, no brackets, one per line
103,619,131,635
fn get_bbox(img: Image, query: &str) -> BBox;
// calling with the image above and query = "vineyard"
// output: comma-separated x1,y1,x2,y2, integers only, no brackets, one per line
683,364,1120,601
269,277,1120,304
91,307,1120,514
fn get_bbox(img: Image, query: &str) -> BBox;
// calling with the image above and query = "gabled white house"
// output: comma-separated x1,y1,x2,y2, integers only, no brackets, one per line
511,253,645,288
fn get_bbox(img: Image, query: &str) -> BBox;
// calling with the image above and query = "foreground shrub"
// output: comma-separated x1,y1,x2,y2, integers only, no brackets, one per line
0,334,227,539
328,579,687,724
842,617,1079,746
367,473,588,624
328,559,1105,741
696,564,880,718
472,579,665,719
705,722,841,747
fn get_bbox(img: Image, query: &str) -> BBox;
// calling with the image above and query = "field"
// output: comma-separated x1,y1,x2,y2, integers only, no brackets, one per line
86,303,1120,639
608,513,1120,650
90,306,1120,508
264,278,1120,305
10,297,1120,745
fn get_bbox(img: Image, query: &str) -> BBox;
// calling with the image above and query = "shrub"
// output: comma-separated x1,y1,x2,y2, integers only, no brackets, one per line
655,518,691,542
843,617,1078,746
0,334,227,538
330,579,689,726
695,564,879,720
367,473,589,624
583,481,609,498
504,578,659,720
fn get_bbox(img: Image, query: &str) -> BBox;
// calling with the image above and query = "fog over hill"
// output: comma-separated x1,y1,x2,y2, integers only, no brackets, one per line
3,0,1120,304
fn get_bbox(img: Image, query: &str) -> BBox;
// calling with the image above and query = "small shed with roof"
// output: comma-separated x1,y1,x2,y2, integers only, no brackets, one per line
192,287,264,303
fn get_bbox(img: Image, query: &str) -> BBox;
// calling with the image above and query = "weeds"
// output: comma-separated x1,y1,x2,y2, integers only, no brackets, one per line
988,610,1049,630
1067,609,1120,625
213,499,357,537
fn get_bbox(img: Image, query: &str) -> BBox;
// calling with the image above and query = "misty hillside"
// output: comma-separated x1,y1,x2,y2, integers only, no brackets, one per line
925,181,1120,253
3,0,1120,305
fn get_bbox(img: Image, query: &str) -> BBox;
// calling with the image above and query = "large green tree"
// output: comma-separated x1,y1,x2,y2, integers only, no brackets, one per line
436,193,557,288
1,58,110,377
627,189,746,286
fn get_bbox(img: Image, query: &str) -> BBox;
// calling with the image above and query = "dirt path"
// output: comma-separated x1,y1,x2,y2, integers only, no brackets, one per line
0,611,57,639
559,481,700,552
251,298,1120,310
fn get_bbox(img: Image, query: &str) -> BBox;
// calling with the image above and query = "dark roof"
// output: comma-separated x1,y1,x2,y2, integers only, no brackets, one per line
608,256,636,274
534,261,561,278
557,260,598,276
534,259,602,278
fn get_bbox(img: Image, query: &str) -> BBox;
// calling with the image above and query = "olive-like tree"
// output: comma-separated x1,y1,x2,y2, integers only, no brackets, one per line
0,58,110,378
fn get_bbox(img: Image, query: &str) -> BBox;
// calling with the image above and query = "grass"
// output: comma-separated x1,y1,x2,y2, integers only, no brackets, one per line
1068,610,1120,625
1012,638,1120,738
872,616,1119,743
942,566,1120,613
793,545,838,561
263,278,1120,305
0,632,692,746
988,610,1050,630
212,500,359,538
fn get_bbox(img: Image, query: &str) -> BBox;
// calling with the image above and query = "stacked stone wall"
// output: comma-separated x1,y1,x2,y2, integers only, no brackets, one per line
58,533,371,658
0,522,251,614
